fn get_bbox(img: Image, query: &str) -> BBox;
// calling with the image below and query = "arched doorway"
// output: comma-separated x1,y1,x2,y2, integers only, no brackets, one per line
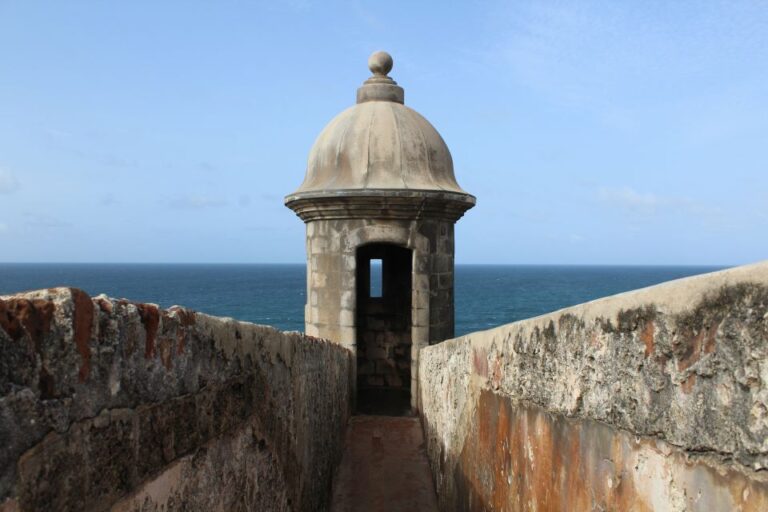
355,243,412,415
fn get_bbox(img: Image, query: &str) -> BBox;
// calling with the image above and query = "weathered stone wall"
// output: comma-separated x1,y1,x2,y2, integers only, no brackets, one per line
419,261,768,511
0,288,351,512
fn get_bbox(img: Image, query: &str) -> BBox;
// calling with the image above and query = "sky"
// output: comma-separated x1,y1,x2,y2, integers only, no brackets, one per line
0,1,766,265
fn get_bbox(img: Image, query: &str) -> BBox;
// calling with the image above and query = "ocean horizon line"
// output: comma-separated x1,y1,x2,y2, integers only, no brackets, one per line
0,261,731,268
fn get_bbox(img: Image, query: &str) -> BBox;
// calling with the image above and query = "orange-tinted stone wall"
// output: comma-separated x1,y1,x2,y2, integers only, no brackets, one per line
419,262,768,511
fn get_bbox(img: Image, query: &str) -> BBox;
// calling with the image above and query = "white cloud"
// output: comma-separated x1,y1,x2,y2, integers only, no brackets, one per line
569,233,586,242
238,194,251,207
23,212,71,229
169,196,228,209
0,169,20,194
597,186,726,228
43,128,138,168
598,186,661,216
490,2,768,117
0,222,8,234
44,127,74,140
101,194,119,206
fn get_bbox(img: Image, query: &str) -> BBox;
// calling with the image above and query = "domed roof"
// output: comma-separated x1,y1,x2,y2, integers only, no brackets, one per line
286,52,474,206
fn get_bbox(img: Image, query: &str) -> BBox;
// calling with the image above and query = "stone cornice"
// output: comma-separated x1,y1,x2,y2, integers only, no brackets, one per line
284,189,476,223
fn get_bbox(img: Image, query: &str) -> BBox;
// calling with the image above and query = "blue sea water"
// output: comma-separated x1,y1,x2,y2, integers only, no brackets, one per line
0,264,723,336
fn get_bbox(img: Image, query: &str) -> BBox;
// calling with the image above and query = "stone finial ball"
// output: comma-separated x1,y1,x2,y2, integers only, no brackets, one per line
368,51,393,76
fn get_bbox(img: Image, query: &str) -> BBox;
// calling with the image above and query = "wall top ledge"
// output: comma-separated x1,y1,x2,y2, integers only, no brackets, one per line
446,259,768,344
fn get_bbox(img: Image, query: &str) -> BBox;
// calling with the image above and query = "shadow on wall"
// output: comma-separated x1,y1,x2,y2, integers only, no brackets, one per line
355,243,413,416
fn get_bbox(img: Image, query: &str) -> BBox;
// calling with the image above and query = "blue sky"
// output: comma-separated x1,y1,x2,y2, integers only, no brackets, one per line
0,1,766,265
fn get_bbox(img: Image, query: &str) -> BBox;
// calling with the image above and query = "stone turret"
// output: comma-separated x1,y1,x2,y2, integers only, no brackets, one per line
286,51,475,413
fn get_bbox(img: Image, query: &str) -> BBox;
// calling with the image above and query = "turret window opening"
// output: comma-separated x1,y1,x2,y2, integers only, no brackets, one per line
369,258,383,297
356,244,412,415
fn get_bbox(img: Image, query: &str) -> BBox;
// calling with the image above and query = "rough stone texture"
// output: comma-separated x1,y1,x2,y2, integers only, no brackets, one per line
111,417,291,512
0,288,351,512
419,261,768,511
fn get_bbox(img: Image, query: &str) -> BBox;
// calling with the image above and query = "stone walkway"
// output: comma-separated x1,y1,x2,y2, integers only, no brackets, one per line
330,416,439,512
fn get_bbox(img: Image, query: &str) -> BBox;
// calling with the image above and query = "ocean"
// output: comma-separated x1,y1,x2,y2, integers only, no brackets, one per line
0,264,723,336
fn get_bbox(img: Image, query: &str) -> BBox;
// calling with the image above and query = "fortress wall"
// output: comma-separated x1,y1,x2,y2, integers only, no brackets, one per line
419,261,768,511
0,288,351,512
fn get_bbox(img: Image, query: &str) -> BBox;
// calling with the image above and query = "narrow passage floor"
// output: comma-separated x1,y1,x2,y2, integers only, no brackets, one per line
330,416,439,512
